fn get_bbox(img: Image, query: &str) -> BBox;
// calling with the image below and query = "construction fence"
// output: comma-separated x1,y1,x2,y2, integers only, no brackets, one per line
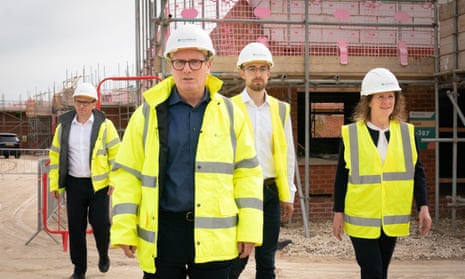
0,149,77,252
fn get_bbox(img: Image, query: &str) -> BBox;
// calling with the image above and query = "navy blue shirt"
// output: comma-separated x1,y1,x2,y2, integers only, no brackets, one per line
160,87,210,212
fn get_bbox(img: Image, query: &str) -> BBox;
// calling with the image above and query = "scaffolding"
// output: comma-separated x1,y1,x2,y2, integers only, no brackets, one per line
135,0,455,231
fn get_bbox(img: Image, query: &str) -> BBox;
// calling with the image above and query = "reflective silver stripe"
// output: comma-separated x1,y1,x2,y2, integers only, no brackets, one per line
235,156,260,169
348,123,414,184
112,163,157,188
195,216,237,229
142,102,150,150
96,149,106,156
384,215,410,225
196,161,234,174
113,162,142,179
109,159,115,165
49,164,58,170
348,124,382,184
138,225,155,243
50,145,60,153
222,96,237,159
107,137,120,148
235,197,263,210
102,123,108,151
383,123,414,181
113,203,138,215
93,172,108,181
142,175,157,188
278,101,286,127
344,214,381,227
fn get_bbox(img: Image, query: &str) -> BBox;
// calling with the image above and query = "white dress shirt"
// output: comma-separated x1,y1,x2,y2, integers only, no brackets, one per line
240,90,297,202
68,114,94,178
367,121,388,165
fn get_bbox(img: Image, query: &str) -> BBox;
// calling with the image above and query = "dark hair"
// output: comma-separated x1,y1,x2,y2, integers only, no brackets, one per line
351,92,407,122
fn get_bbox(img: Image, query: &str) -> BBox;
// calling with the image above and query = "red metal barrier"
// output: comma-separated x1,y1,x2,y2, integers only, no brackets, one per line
41,160,92,252
96,75,162,109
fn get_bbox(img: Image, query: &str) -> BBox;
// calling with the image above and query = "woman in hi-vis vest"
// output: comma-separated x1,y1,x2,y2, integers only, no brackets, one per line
332,68,432,279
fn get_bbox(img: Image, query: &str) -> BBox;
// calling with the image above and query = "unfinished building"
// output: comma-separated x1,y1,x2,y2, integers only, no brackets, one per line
132,0,464,226
0,0,463,227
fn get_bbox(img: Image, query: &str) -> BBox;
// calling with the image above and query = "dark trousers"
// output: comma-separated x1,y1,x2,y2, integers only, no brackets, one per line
143,210,233,279
230,182,281,279
65,175,110,274
350,230,397,279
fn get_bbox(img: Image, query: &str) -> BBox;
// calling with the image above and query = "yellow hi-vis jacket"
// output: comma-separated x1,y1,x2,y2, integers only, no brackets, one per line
110,75,263,274
342,120,417,238
49,109,121,193
231,94,291,202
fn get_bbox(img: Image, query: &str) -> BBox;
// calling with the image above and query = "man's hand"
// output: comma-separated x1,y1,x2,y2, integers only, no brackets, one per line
52,191,60,200
120,245,137,258
107,185,114,196
418,205,432,237
332,212,344,241
237,242,254,258
280,202,294,223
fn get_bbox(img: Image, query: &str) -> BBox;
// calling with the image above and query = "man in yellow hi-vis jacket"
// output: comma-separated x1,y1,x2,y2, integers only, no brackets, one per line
49,82,120,279
110,24,263,279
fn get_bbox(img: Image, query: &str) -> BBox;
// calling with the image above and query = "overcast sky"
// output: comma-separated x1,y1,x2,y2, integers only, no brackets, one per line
0,0,135,101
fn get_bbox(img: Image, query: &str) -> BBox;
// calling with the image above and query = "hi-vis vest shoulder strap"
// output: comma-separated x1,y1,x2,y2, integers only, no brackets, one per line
347,122,414,185
231,95,291,202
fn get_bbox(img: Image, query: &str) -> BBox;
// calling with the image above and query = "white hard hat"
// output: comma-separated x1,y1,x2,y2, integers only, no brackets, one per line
360,68,401,96
237,42,274,69
163,24,215,59
73,82,98,100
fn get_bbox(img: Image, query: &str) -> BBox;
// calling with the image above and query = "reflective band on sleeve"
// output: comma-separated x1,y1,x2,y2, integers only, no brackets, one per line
235,156,260,169
138,225,155,243
113,203,138,215
235,197,263,210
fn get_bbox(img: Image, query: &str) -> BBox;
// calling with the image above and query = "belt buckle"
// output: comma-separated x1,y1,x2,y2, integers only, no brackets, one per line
185,211,194,222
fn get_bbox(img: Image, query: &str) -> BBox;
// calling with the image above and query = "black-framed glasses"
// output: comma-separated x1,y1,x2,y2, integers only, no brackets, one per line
170,59,206,71
243,66,270,74
75,99,96,107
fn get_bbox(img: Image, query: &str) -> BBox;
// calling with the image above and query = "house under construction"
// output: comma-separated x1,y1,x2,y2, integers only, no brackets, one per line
1,0,463,226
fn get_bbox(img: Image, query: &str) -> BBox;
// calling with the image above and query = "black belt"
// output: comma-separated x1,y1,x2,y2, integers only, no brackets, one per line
159,210,194,222
264,178,276,187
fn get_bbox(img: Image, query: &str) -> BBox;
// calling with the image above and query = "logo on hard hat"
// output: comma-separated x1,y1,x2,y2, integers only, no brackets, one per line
177,38,197,43
381,82,395,86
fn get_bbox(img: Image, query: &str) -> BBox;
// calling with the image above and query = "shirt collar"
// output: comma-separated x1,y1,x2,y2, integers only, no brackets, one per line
240,89,269,107
72,112,94,125
168,86,210,106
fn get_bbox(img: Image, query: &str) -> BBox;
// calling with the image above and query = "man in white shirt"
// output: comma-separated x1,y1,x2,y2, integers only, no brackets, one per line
49,83,120,279
229,42,297,279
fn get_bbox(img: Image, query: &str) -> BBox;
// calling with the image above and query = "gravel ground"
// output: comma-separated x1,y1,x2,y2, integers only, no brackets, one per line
278,218,465,261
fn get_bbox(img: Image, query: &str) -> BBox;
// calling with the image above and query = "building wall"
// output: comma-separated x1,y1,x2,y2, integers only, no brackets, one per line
269,83,464,223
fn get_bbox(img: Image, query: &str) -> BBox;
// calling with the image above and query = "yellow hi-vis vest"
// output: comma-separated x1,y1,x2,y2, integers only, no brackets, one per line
231,94,291,202
341,120,417,238
110,75,263,274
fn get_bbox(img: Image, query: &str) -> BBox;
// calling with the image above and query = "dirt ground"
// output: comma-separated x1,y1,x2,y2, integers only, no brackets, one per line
0,158,464,278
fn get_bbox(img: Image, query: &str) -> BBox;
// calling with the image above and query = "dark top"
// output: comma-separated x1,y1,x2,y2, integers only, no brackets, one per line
332,125,428,212
160,87,210,212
